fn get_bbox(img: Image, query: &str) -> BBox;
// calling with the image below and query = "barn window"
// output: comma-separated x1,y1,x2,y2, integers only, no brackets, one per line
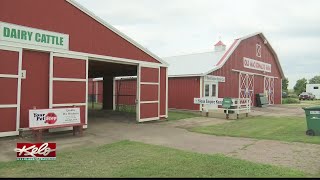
205,84,209,97
314,86,319,89
256,44,261,57
212,84,217,97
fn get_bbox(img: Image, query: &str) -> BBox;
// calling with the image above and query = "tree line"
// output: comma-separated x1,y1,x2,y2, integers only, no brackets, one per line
282,75,320,95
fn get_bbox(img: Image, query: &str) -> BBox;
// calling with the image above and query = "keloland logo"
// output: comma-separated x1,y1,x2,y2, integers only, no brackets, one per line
14,143,56,161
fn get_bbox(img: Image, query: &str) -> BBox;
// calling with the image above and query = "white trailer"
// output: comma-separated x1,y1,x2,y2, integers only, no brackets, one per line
306,84,320,99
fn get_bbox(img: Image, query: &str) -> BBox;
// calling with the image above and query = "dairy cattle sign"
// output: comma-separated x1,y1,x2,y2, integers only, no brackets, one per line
29,108,80,128
0,22,69,50
243,57,271,73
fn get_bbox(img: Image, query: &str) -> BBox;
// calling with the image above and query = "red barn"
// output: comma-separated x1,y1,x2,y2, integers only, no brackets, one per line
164,33,285,111
0,0,168,137
88,78,103,104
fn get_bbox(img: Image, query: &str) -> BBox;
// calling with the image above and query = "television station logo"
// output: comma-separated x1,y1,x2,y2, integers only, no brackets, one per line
14,143,56,161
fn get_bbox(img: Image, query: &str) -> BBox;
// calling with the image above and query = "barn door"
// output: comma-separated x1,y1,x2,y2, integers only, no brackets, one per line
50,53,88,130
203,82,218,109
264,77,274,105
239,73,254,106
137,65,160,122
0,46,22,137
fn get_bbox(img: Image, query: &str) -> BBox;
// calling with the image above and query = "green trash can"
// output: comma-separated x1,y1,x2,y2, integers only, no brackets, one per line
302,106,320,136
222,97,233,109
222,98,235,119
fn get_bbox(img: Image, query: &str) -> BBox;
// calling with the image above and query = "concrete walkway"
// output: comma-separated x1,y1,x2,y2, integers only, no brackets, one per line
1,115,319,175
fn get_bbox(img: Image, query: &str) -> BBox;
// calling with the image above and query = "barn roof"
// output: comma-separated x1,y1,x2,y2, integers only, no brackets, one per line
163,51,225,77
164,32,285,78
67,0,168,66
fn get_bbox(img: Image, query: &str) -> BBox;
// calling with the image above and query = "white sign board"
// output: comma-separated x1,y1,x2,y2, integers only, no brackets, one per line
243,57,271,72
194,97,225,105
0,22,69,50
204,75,225,82
29,108,80,128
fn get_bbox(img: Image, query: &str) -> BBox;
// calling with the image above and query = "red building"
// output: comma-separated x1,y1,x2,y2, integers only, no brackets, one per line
0,0,168,137
88,78,103,104
164,33,285,111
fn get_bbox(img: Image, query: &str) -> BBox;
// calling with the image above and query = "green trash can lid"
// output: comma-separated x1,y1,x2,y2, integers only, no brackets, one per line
302,106,320,110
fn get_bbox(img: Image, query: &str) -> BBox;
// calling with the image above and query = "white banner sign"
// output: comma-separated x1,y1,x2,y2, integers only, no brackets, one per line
243,57,271,72
194,97,225,105
0,22,69,50
204,75,225,82
29,108,80,128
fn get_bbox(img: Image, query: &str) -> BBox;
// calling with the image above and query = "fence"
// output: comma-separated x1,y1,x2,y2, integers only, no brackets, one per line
222,98,251,119
87,78,137,112
114,78,137,113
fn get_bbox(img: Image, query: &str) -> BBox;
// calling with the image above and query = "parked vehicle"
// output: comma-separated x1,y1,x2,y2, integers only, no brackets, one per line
306,84,320,99
299,92,315,100
282,92,288,98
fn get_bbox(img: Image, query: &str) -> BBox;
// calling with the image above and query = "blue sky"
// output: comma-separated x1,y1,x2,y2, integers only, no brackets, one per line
76,0,320,89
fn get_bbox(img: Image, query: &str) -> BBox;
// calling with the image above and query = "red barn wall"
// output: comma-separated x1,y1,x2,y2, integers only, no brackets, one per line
114,67,167,117
97,81,103,103
159,67,167,117
0,49,19,132
115,79,137,106
88,79,103,103
168,77,200,111
0,0,160,64
20,50,50,128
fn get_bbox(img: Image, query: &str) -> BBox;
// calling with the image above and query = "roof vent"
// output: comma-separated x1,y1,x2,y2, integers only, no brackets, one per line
214,40,226,52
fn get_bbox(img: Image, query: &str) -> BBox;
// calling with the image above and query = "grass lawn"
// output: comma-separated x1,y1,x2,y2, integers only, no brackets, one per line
167,111,201,121
0,141,306,178
283,99,320,107
190,116,320,144
87,102,102,110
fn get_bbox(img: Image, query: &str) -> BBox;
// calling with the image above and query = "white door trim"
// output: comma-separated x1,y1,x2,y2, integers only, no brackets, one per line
0,46,22,136
239,73,254,106
138,66,160,122
49,52,88,132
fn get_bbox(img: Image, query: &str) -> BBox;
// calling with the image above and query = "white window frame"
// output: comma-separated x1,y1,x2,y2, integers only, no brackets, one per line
256,44,262,57
204,82,218,98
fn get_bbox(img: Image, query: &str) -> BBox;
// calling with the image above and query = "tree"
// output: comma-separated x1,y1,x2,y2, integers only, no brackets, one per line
282,78,289,93
309,75,320,84
294,78,307,95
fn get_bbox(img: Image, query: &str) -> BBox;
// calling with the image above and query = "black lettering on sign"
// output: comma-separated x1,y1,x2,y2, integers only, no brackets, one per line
33,113,45,121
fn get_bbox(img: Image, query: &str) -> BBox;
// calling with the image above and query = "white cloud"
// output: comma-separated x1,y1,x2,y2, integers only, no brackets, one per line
76,0,320,89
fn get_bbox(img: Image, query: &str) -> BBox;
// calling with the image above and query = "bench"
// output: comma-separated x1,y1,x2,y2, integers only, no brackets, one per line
30,123,85,142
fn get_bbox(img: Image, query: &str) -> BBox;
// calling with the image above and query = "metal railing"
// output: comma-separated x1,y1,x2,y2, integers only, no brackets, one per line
223,98,251,119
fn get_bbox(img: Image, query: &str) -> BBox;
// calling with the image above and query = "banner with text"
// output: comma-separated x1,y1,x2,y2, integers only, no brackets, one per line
29,108,80,128
243,57,271,72
204,75,225,82
194,97,225,105
0,22,69,50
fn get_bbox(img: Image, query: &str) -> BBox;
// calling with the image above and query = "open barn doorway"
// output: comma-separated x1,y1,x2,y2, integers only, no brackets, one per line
88,59,138,123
